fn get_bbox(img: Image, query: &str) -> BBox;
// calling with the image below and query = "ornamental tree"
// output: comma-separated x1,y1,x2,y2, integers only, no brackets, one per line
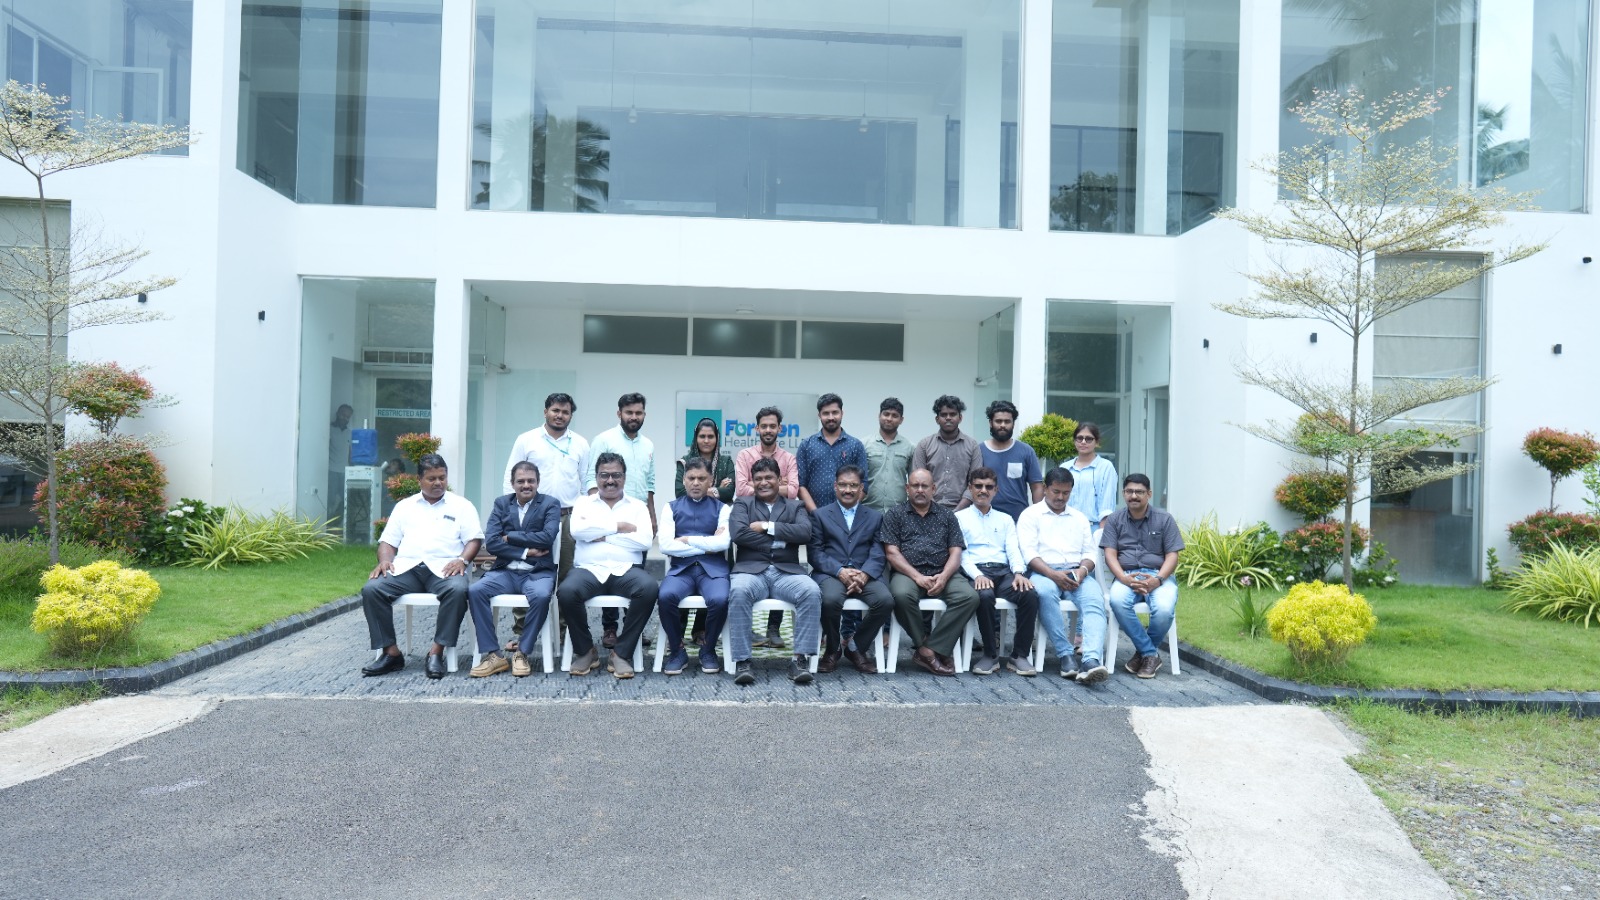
0,81,190,563
1522,428,1600,511
1214,87,1543,589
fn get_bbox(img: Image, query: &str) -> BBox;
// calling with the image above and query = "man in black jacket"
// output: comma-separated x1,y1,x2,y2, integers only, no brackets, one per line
467,461,561,677
727,457,821,685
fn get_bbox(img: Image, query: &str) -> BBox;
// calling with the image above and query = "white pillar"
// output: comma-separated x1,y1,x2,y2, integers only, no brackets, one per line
1018,0,1055,234
959,23,1004,228
432,278,471,472
1235,0,1281,211
1014,295,1048,428
437,0,473,212
295,5,341,203
488,3,536,210
1134,0,1173,235
915,115,948,225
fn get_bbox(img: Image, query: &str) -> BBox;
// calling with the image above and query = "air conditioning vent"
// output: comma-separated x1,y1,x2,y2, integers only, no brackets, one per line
361,347,433,368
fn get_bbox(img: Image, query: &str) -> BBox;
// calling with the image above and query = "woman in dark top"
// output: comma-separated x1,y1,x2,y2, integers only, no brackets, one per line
675,417,736,504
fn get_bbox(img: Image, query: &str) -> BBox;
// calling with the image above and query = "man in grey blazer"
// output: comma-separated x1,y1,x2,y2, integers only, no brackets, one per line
809,465,891,674
727,457,821,685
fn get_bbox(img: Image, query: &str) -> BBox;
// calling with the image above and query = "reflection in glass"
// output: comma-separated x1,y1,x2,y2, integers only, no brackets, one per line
238,0,442,207
471,1,1021,228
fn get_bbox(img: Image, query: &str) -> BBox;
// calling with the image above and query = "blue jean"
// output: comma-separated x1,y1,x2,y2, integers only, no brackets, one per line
658,563,730,654
1030,565,1107,666
1107,568,1178,657
468,568,555,655
728,566,821,661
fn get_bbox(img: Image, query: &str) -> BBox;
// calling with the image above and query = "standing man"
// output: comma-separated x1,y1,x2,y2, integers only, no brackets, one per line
467,461,560,677
501,391,588,647
1018,468,1109,683
733,405,798,647
979,400,1043,521
1102,473,1184,679
560,452,658,679
586,392,655,649
863,397,913,514
956,467,1038,676
328,403,353,523
912,394,983,510
359,454,483,680
880,468,979,676
795,393,868,512
657,458,732,676
808,465,892,674
727,458,821,685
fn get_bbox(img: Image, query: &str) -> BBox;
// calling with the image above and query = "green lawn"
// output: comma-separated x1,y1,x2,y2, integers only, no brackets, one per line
1181,583,1600,692
0,684,102,732
0,545,373,672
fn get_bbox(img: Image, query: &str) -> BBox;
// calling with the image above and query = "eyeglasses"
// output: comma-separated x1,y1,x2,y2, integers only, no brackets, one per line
597,472,625,481
1123,488,1149,496
1074,435,1096,442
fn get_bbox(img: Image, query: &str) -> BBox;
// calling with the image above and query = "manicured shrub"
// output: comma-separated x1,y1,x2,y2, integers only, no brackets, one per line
1503,544,1600,628
386,473,420,501
1177,514,1288,589
1018,414,1079,468
178,507,337,569
1267,580,1376,667
1523,428,1600,511
61,362,157,435
395,432,442,466
1274,470,1351,523
1506,510,1600,560
31,560,160,655
1282,520,1368,581
372,517,389,542
0,537,127,603
34,436,168,555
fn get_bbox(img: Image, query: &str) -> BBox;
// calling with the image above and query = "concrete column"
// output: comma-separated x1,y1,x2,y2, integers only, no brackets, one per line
1018,0,1054,234
488,4,536,210
1014,295,1048,429
914,115,947,225
959,23,1004,227
432,278,471,472
437,0,473,212
1233,0,1280,212
1133,0,1173,235
295,5,341,203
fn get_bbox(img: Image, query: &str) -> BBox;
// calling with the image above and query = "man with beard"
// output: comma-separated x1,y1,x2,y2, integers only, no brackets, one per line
795,393,868,512
586,392,655,649
501,391,588,647
733,406,798,647
912,394,983,511
979,399,1043,521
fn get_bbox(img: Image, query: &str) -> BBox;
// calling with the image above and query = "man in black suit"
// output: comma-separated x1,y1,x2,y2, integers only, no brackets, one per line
727,457,821,685
466,461,562,677
809,465,891,674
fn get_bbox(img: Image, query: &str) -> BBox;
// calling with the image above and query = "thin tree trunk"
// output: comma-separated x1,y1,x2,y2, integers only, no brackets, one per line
35,171,60,565
1342,251,1363,591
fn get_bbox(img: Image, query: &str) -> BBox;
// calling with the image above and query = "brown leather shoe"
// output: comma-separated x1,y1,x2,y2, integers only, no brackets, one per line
843,646,877,674
601,625,618,649
913,646,955,676
1137,653,1162,679
817,648,841,674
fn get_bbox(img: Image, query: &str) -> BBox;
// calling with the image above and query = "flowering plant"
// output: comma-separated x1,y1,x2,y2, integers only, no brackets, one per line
34,436,168,555
139,498,223,565
394,433,442,466
1507,510,1600,560
1230,574,1275,638
1523,428,1600,511
386,474,421,501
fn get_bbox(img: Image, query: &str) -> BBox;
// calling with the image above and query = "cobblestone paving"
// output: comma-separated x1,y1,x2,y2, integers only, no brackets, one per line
157,604,1261,707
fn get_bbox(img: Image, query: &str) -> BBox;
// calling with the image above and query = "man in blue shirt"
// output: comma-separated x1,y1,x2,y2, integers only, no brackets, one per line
795,393,868,512
978,400,1042,521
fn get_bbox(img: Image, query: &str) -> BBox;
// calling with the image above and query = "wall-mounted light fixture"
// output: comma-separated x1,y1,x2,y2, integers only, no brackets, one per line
258,310,266,322
1553,343,1563,355
136,292,148,304
1202,339,1210,349
1309,332,1318,343
1583,256,1593,264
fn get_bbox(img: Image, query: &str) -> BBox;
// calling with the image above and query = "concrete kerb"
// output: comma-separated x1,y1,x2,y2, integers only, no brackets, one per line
0,594,362,695
1178,641,1600,716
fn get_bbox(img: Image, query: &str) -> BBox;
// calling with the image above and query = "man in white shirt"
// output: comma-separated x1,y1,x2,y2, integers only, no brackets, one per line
956,467,1038,676
361,453,484,680
584,392,656,649
1017,467,1109,684
558,452,658,678
501,391,588,644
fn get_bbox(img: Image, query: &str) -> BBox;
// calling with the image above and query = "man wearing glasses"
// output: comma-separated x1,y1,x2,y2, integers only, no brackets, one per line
1100,473,1184,678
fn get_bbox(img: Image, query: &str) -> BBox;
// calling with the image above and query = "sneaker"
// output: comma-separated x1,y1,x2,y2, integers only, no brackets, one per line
607,651,635,680
568,647,599,676
663,646,689,676
766,628,787,650
1006,655,1037,677
1077,659,1110,685
510,651,532,678
601,625,618,649
970,654,999,676
470,652,509,678
1124,652,1145,675
1137,653,1162,679
789,656,814,685
699,647,722,674
1059,652,1080,679
734,659,756,685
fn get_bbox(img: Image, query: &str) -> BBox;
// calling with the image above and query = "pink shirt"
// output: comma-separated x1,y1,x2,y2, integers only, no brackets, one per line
733,446,799,499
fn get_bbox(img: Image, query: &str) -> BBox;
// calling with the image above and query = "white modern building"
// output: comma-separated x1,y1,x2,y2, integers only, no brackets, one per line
1,0,1595,584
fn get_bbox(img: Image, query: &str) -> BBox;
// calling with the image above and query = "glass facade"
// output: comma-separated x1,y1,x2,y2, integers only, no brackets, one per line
471,0,1021,227
238,0,442,207
1281,0,1591,211
1,0,191,149
297,277,434,543
1049,0,1239,235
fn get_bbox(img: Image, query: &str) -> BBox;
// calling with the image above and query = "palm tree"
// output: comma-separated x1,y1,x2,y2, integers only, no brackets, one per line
474,114,611,212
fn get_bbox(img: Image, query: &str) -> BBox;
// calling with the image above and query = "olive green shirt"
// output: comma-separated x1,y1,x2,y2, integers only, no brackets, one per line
864,433,913,512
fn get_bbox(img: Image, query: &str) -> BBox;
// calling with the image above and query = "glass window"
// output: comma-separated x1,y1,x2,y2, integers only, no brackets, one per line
239,0,442,207
1281,0,1590,211
0,1,191,151
1049,0,1239,235
582,314,687,356
693,318,796,359
802,321,904,362
297,277,434,543
471,0,1021,228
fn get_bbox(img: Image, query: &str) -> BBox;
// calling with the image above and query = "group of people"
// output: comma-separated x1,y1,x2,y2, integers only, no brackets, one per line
358,391,1184,685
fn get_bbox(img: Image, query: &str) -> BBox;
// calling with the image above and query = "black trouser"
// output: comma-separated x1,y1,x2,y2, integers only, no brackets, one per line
557,566,657,658
361,565,468,650
973,564,1037,658
818,575,894,655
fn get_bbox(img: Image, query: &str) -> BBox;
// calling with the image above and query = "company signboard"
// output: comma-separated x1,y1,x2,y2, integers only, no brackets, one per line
676,392,817,455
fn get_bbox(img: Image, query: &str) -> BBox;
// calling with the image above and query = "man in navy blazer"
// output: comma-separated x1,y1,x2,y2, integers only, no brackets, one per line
467,461,562,677
809,465,892,674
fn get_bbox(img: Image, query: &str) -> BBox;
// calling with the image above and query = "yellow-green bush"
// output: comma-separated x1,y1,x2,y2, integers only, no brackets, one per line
31,560,160,655
1266,580,1376,667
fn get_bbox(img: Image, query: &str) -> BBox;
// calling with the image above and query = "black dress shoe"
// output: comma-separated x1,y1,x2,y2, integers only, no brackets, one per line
425,651,446,679
362,653,405,676
788,656,814,685
733,659,756,686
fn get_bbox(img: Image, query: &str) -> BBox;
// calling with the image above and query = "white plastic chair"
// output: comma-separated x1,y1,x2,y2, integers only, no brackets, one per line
1031,598,1118,675
962,596,1022,668
1106,600,1182,675
560,595,645,672
886,598,969,673
729,599,820,674
652,595,709,672
471,595,558,674
369,593,458,673
841,597,887,673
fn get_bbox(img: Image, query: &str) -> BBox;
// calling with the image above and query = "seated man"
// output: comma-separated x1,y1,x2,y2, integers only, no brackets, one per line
881,468,979,676
727,457,821,685
956,467,1039,676
809,465,892,674
1102,473,1184,679
360,453,483,679
467,461,561,677
557,452,658,679
1018,467,1109,683
657,457,732,676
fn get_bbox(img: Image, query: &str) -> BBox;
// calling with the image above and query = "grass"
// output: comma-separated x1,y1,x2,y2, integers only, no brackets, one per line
0,684,102,732
0,545,373,672
1181,583,1600,692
